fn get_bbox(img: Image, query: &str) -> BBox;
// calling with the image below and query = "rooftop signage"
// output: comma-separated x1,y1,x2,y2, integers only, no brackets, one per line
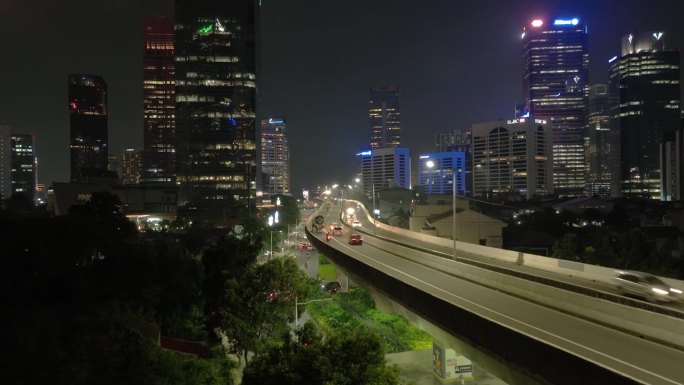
554,18,579,26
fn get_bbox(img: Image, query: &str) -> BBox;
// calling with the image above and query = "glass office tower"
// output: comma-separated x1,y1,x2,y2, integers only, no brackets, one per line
369,85,401,149
143,16,176,184
522,17,588,197
68,74,108,182
175,0,258,223
10,134,36,202
585,84,619,197
609,31,681,199
260,118,289,195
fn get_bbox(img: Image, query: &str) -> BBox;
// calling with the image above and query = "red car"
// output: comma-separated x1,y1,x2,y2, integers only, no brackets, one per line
348,234,363,245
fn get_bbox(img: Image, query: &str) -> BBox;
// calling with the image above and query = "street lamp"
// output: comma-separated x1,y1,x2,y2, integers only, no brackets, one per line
268,212,279,259
425,159,459,259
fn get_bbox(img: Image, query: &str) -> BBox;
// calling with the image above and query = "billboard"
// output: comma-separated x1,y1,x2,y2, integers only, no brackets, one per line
433,341,474,383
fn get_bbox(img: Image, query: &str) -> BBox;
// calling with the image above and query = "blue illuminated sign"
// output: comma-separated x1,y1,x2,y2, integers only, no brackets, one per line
268,118,284,124
356,151,372,156
554,18,579,26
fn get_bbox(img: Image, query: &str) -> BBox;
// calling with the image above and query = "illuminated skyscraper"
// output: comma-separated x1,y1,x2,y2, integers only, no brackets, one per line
260,118,289,195
471,118,554,199
68,74,108,182
609,31,681,199
360,147,410,195
585,84,619,197
10,134,36,202
522,17,588,197
369,85,400,149
121,148,143,185
418,152,466,195
0,123,37,203
0,123,10,200
143,16,175,184
175,0,258,223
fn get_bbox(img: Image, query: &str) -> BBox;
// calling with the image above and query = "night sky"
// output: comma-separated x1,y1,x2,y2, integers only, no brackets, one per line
1,0,683,194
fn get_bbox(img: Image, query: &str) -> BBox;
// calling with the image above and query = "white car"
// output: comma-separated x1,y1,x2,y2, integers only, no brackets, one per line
612,270,682,303
352,220,361,227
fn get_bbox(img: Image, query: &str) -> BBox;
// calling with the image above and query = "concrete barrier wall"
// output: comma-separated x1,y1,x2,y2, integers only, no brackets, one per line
349,199,684,290
365,236,684,349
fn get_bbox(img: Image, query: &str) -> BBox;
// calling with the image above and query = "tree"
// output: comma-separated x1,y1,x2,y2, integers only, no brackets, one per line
212,257,310,363
242,322,399,385
551,233,580,261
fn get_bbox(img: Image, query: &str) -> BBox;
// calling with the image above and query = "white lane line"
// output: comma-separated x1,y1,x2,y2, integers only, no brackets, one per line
339,245,681,385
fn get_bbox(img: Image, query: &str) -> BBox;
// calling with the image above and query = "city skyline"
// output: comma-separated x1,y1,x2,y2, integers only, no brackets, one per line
1,0,684,194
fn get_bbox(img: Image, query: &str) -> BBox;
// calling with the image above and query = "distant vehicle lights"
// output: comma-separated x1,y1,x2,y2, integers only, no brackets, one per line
531,19,544,27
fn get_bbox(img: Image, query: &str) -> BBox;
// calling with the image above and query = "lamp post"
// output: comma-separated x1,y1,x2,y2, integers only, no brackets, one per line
268,212,279,259
268,215,274,259
426,159,459,259
372,183,377,236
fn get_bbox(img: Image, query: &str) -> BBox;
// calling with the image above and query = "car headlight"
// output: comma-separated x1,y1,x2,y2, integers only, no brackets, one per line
652,287,669,295
670,288,683,294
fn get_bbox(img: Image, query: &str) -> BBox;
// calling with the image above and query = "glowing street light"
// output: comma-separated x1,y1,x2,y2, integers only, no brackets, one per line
268,213,279,259
425,159,459,259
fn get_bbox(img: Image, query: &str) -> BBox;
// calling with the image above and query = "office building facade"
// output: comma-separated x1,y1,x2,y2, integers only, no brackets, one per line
175,0,258,222
360,147,411,195
472,118,553,199
68,74,108,182
522,17,588,197
143,16,176,184
609,31,681,200
10,134,36,202
585,84,619,197
369,85,401,149
0,123,10,200
260,118,289,195
417,152,466,195
121,149,143,185
661,124,684,201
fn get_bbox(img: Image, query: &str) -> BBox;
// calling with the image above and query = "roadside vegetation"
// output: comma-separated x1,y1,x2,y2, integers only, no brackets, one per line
309,255,432,354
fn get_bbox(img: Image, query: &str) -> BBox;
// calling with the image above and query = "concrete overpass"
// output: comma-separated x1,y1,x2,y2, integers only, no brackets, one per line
305,200,684,385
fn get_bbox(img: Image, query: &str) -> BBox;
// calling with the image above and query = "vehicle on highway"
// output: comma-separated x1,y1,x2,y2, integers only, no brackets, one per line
348,234,363,245
612,270,682,302
298,241,312,249
332,223,343,235
352,220,361,227
321,281,342,294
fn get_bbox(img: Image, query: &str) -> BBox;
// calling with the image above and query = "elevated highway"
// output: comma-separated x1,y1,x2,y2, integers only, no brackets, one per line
305,200,684,385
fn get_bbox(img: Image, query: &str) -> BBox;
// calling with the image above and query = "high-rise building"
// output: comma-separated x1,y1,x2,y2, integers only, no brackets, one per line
10,134,36,202
417,152,466,195
121,148,143,185
435,129,473,196
369,85,400,149
0,123,37,203
471,118,553,199
661,123,684,201
360,147,411,195
585,84,619,197
143,16,176,184
522,17,588,197
260,117,289,195
68,74,108,182
175,0,258,223
0,123,10,200
609,31,681,200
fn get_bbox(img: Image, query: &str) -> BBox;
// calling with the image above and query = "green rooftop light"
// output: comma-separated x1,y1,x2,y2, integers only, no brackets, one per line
198,24,213,34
